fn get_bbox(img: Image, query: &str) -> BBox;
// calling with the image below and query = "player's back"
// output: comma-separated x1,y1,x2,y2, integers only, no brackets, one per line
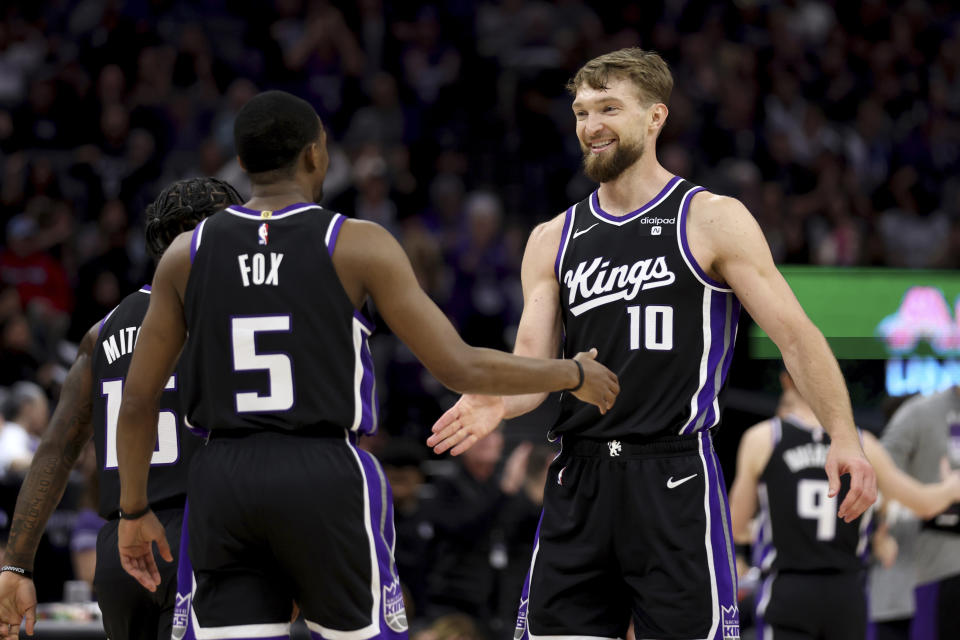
754,416,872,574
181,203,377,435
91,286,199,519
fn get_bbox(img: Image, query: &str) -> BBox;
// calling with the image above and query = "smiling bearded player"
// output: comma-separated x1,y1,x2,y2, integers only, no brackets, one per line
428,47,877,640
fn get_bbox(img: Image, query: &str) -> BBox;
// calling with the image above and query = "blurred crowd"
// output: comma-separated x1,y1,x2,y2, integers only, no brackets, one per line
0,0,959,635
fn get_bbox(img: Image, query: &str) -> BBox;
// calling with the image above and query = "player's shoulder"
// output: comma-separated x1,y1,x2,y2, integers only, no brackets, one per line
688,190,753,231
742,419,775,449
527,211,567,249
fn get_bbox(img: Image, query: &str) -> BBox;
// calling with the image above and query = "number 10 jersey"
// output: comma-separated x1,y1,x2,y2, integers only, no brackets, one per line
553,177,741,440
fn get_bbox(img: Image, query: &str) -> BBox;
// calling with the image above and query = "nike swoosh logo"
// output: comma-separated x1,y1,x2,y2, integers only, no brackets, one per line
666,473,697,489
572,223,599,238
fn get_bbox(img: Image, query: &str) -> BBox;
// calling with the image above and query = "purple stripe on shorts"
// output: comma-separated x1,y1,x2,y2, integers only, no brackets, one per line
327,214,346,256
174,500,195,640
352,446,409,638
514,512,544,640
703,432,739,639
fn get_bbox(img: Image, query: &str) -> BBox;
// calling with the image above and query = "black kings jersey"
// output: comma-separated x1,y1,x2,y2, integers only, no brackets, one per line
554,177,740,439
181,203,378,436
91,286,200,519
754,417,872,574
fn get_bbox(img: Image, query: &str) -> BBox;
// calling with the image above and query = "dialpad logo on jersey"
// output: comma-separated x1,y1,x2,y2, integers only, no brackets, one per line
722,605,740,640
258,222,269,245
514,597,529,640
563,256,676,316
383,579,409,632
640,217,676,225
172,591,190,640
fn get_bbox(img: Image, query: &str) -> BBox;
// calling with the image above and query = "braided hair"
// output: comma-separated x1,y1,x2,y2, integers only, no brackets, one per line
144,177,243,261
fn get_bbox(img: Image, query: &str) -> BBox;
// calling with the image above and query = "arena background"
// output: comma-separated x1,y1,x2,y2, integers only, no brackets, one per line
0,0,958,638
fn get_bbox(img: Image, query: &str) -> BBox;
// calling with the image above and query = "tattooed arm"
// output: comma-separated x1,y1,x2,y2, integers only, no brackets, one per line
0,324,97,639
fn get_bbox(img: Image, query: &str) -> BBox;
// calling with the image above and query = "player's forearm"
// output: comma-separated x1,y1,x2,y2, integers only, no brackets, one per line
116,398,159,511
780,326,858,445
4,439,84,569
443,347,579,396
502,393,548,419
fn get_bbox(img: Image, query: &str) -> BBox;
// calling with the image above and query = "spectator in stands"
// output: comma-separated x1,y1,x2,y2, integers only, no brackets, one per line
0,382,48,477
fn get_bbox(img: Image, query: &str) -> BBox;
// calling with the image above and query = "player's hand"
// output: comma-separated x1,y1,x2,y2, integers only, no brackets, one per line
825,436,877,522
427,394,506,456
118,510,173,592
571,349,619,414
0,571,36,639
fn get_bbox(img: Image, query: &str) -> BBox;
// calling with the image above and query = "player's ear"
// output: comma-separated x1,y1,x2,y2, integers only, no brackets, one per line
237,155,247,172
649,103,668,136
302,142,319,173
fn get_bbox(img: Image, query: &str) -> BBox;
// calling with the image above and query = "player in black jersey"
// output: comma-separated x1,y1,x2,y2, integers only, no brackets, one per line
113,90,619,640
0,178,242,640
728,371,960,639
428,48,877,640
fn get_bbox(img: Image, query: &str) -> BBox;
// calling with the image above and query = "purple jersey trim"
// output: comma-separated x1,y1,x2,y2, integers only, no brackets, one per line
590,175,682,223
678,187,728,290
327,214,346,256
554,207,574,281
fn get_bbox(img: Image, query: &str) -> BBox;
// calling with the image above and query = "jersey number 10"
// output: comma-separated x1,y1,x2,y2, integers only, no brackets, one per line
626,305,674,351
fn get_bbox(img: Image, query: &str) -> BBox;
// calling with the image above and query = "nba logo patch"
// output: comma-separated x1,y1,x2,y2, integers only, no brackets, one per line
383,579,408,632
651,225,662,236
258,222,269,245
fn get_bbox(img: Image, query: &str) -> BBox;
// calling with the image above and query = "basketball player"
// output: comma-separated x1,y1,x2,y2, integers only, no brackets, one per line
0,178,243,640
728,371,960,639
114,90,619,640
428,48,877,640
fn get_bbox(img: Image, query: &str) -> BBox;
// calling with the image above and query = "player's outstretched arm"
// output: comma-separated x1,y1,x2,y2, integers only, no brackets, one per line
862,432,960,520
0,324,98,638
429,215,567,455
336,219,618,405
116,233,190,591
693,193,877,522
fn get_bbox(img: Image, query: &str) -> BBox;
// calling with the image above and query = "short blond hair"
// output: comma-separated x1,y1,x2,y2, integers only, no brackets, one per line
567,48,673,105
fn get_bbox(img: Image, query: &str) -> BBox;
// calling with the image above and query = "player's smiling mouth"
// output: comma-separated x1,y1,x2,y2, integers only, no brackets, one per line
589,139,616,153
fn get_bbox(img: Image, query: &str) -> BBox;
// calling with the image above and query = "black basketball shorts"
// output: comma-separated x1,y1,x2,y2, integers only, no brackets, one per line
754,571,866,640
95,506,184,640
514,430,740,640
178,429,408,640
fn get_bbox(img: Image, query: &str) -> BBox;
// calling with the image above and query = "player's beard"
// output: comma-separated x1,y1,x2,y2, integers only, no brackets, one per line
582,138,644,183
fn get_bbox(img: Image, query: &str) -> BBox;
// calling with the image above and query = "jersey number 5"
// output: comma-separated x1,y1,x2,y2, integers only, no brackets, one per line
102,376,178,469
231,315,294,413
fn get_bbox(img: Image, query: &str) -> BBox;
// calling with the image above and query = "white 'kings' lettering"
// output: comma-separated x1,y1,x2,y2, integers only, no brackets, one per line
562,256,676,316
238,252,284,287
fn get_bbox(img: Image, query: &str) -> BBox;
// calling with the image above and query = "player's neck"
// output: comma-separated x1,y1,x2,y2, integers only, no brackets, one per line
596,153,674,216
244,179,316,212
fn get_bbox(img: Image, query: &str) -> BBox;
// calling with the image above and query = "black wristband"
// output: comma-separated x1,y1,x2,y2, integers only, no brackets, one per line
119,505,151,520
1,565,33,579
734,543,751,559
566,359,584,392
